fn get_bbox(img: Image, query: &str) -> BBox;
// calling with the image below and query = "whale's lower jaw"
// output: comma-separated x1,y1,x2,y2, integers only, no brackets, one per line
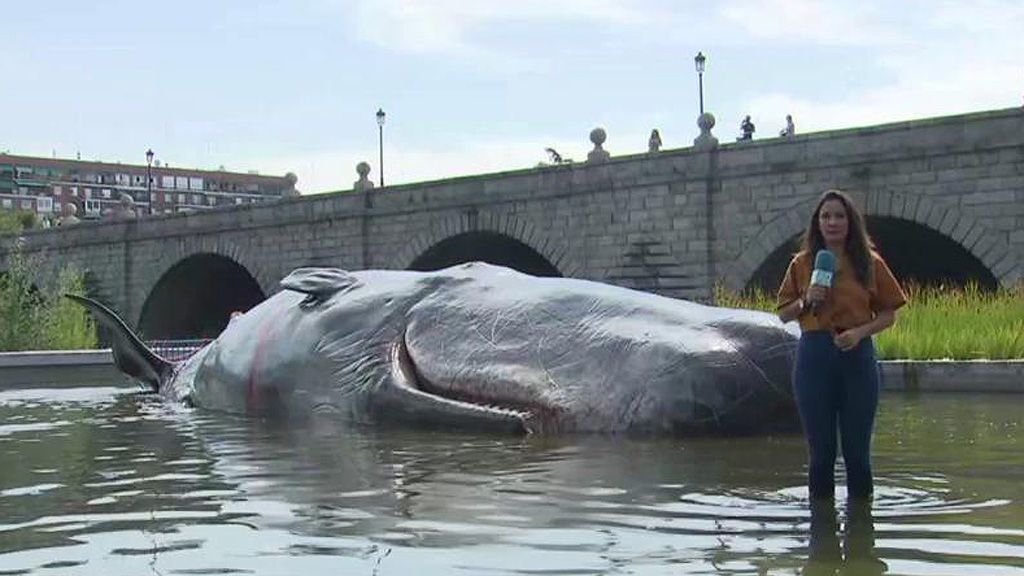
380,337,533,434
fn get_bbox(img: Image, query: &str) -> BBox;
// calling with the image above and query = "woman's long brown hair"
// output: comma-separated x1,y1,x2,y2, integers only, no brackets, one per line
800,189,874,286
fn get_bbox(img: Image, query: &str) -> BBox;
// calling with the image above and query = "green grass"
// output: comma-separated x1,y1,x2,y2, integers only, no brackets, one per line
0,250,97,351
714,283,1024,360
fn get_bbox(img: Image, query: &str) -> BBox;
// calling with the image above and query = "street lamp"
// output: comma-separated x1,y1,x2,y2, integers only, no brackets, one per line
145,148,154,215
376,108,386,187
694,51,706,116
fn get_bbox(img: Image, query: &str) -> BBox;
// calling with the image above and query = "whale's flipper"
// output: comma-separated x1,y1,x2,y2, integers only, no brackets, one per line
65,294,174,391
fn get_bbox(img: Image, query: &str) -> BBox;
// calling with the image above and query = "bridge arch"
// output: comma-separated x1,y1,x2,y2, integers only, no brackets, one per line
392,212,578,277
726,190,1013,292
138,253,266,340
408,231,561,276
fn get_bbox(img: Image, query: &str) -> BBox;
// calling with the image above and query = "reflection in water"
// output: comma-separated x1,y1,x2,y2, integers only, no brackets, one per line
0,388,1021,575
805,499,887,576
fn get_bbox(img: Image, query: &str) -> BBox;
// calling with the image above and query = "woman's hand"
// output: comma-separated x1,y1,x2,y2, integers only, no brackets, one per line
834,327,865,351
834,310,897,351
805,285,828,308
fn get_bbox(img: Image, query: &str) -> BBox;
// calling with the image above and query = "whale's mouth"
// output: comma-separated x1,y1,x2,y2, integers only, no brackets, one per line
386,335,535,433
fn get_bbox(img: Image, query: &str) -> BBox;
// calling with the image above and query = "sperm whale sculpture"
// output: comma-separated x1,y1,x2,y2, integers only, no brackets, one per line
71,262,799,435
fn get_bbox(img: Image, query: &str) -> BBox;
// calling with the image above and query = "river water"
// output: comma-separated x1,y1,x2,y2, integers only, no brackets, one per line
0,385,1020,575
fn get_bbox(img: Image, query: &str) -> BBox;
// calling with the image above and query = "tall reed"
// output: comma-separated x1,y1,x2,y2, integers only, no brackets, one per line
713,282,1024,360
877,283,1024,360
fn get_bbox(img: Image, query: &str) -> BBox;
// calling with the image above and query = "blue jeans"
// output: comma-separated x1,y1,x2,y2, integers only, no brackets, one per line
794,331,880,500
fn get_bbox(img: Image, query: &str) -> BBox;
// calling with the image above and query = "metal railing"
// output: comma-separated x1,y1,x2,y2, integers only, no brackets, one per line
146,339,212,362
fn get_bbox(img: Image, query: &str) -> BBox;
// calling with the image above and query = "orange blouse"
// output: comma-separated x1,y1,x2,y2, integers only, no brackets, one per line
777,250,908,333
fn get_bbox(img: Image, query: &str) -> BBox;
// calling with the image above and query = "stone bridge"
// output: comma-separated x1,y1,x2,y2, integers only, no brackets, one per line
2,108,1021,339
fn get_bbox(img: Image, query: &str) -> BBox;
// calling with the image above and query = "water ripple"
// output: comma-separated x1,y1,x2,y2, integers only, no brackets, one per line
0,390,1019,575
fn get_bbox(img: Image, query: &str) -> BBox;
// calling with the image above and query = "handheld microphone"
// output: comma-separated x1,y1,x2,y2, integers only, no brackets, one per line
809,250,836,315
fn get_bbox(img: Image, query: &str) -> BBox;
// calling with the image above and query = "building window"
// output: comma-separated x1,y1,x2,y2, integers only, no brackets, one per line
37,197,53,213
102,189,112,198
2,199,11,209
53,185,62,194
177,193,186,204
21,199,32,210
18,187,28,195
235,197,243,204
84,199,102,214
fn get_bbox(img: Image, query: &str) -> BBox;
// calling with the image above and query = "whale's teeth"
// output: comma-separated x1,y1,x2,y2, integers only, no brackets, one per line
465,400,528,421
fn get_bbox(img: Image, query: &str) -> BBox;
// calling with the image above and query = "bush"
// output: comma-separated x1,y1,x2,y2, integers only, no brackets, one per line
0,251,97,351
0,210,39,234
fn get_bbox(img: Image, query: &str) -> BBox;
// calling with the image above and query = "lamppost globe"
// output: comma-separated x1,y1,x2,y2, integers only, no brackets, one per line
694,51,705,74
376,108,386,127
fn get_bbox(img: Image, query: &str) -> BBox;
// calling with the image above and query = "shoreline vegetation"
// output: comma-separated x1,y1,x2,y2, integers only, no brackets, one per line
0,210,39,233
714,283,1024,360
0,250,97,352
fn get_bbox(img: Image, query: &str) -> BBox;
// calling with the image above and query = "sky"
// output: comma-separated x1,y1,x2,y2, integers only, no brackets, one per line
2,0,1022,194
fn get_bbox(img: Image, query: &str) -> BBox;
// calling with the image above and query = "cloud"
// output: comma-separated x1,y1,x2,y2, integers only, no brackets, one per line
739,0,1024,134
749,62,1020,137
928,0,1024,36
717,0,907,45
348,0,648,55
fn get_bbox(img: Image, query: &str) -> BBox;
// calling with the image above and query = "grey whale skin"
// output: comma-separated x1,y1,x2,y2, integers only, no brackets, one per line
71,262,800,435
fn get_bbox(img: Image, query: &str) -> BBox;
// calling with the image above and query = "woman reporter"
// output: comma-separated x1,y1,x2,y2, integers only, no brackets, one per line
777,190,907,501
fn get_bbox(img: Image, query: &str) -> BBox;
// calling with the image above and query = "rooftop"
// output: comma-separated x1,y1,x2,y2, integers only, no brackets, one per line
0,153,294,185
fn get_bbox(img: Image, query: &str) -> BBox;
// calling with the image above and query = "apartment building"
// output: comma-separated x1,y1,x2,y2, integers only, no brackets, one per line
0,153,298,222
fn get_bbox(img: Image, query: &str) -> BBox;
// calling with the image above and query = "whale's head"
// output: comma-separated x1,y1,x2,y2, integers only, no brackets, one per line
394,264,799,434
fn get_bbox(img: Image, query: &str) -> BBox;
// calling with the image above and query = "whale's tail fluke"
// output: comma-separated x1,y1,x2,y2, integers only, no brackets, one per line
65,294,174,391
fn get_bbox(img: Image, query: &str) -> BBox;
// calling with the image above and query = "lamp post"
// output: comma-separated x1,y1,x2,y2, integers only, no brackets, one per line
145,148,154,215
376,108,386,187
694,52,706,116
